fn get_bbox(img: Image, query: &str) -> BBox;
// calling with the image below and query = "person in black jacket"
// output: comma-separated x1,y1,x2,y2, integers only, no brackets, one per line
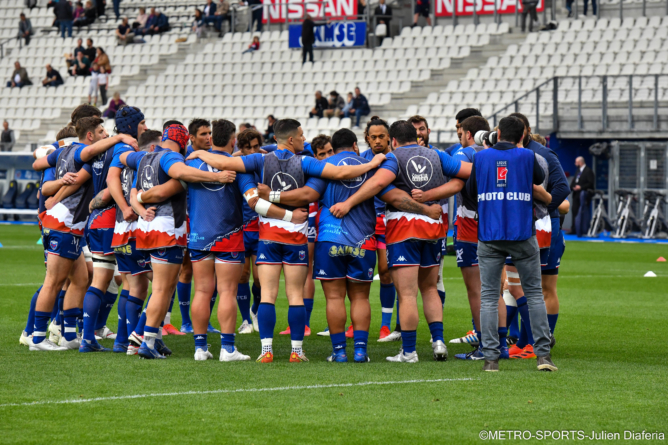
374,0,392,41
309,91,329,118
301,14,326,64
246,0,263,32
55,0,73,38
571,156,595,237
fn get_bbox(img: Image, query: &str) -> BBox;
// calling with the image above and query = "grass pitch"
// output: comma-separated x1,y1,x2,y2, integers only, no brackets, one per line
0,224,667,444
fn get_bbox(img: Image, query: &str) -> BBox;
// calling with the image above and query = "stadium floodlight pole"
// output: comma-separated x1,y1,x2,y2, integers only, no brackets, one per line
452,0,456,27
494,0,499,25
628,75,633,130
653,75,659,131
578,76,583,130
602,75,608,131
472,0,477,25
514,0,518,27
574,0,578,20
542,0,546,25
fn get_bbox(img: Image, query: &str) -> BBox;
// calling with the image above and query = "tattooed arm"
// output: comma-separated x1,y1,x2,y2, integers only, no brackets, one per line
380,188,442,220
89,188,113,213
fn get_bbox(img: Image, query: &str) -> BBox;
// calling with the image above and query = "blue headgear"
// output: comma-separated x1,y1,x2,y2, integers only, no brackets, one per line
115,106,145,138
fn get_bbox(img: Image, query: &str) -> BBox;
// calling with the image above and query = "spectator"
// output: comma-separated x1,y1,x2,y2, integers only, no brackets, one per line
341,92,353,116
215,0,231,36
374,0,392,41
571,156,595,237
6,61,32,88
202,0,223,33
358,0,366,16
87,62,99,104
112,0,121,20
42,64,64,87
520,0,539,32
137,8,170,36
95,47,111,73
98,66,109,105
413,0,431,27
116,16,134,45
18,13,33,46
242,36,260,54
83,38,96,62
264,114,276,142
73,1,84,19
324,90,345,118
69,51,91,76
74,0,97,28
246,0,263,32
1,121,15,152
309,90,329,118
239,122,255,132
65,38,84,70
192,9,205,38
133,7,148,29
583,0,596,16
346,87,370,129
55,0,74,38
301,14,326,64
103,92,125,118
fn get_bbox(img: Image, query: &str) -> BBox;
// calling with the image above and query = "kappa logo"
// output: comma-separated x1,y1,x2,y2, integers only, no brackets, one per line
299,250,306,260
406,156,434,188
337,157,366,188
195,336,205,340
270,172,298,192
49,240,59,250
397,256,407,262
83,312,90,318
259,254,267,260
496,161,508,188
318,269,327,275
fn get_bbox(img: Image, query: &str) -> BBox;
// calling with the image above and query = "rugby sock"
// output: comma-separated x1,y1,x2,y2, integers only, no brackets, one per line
304,298,314,327
95,290,118,331
331,331,346,353
220,333,235,353
401,330,417,354
547,313,559,334
32,311,51,344
379,283,395,328
353,330,368,354
55,290,65,325
194,333,207,350
258,302,276,353
288,305,306,341
394,299,401,331
164,291,176,325
498,327,508,349
251,283,261,314
504,288,520,339
474,327,483,349
236,283,251,323
428,322,444,344
50,294,59,320
517,322,529,349
115,289,129,344
77,309,83,333
176,281,192,325
24,286,41,335
438,289,446,307
135,311,147,336
143,325,159,349
82,287,104,342
516,296,535,347
62,308,79,341
210,289,217,314
126,295,144,334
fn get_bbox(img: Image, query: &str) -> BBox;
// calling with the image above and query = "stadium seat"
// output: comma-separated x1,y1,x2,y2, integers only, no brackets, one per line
2,180,18,209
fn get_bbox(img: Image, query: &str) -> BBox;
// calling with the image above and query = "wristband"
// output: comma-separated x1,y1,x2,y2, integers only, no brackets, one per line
269,191,281,203
137,192,144,204
282,210,293,222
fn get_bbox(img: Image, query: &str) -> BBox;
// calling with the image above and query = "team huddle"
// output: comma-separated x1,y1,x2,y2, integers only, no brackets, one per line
19,102,568,370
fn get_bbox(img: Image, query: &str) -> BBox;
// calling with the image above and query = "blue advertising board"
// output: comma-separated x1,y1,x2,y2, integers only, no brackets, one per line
288,21,367,48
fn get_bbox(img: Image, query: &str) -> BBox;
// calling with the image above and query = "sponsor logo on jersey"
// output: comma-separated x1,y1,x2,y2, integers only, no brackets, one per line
201,162,226,192
337,157,366,188
496,160,507,188
478,191,531,202
328,245,367,258
92,152,107,176
141,165,156,191
270,172,298,192
406,156,433,188
455,249,463,262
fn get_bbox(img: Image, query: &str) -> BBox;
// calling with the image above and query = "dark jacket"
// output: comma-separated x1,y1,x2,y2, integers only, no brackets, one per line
571,165,595,193
526,139,570,218
302,18,326,46
314,96,328,113
155,13,169,29
46,68,63,83
55,0,73,21
11,67,32,85
352,94,370,114
83,46,96,62
374,4,392,20
19,18,33,36
203,2,217,16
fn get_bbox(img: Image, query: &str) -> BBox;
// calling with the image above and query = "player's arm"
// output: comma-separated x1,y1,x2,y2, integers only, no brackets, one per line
455,161,472,179
411,178,465,202
45,169,92,210
33,146,56,160
533,184,552,205
106,166,135,222
243,188,308,224
558,199,570,215
380,188,442,220
256,183,321,207
330,168,397,218
186,150,248,172
318,153,386,180
167,162,237,184
545,153,570,213
130,188,156,222
78,135,137,162
89,188,112,212
41,172,77,197
138,179,185,203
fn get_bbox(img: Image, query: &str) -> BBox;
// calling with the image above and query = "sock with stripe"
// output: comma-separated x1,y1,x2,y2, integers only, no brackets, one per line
251,283,261,315
115,289,130,344
428,322,444,344
220,333,235,353
330,331,346,354
82,287,104,342
176,281,192,326
55,290,65,325
437,289,446,308
547,313,559,334
143,325,159,349
95,289,118,331
516,296,534,348
504,290,520,340
53,289,66,323
498,327,508,349
258,302,276,353
126,295,144,334
353,330,368,354
62,308,79,341
379,283,395,329
194,333,207,350
32,311,51,344
24,286,41,335
401,329,417,354
236,283,251,324
303,298,313,328
287,305,306,342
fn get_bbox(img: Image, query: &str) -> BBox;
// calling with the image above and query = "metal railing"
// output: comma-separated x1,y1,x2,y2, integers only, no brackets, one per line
488,74,668,135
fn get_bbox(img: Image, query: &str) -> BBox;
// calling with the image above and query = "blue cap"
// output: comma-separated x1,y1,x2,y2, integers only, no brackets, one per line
114,106,145,138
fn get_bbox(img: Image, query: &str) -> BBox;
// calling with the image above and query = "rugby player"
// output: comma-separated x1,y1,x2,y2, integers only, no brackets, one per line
186,118,387,363
329,120,471,362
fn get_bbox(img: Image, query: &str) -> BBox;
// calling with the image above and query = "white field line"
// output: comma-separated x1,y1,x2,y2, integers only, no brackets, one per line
0,378,476,408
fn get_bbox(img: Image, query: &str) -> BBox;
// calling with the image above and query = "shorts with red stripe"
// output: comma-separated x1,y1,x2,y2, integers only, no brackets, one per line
256,241,308,266
314,241,377,282
454,240,478,268
190,249,245,264
150,246,185,265
43,229,82,261
387,239,441,268
115,240,152,275
86,228,115,256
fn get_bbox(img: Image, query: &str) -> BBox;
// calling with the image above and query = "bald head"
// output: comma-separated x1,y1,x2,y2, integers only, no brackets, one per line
575,156,585,168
